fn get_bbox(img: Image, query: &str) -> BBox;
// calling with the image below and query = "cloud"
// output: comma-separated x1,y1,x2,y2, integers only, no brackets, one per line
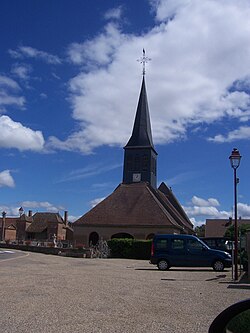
90,197,105,208
0,115,45,151
238,203,250,219
9,46,62,65
0,170,15,188
11,63,32,80
0,75,20,90
0,75,25,112
57,162,122,182
67,22,125,67
208,126,250,143
104,6,123,21
21,201,65,212
49,0,250,153
191,196,220,207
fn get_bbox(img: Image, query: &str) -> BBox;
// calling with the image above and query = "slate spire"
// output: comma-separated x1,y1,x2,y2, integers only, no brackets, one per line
123,57,157,188
125,76,155,151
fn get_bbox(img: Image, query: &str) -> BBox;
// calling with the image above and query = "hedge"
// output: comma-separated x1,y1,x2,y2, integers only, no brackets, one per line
107,238,152,259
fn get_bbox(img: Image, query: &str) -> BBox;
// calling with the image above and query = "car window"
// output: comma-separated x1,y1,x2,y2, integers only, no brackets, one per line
187,239,203,251
171,239,184,250
156,239,168,250
205,239,216,247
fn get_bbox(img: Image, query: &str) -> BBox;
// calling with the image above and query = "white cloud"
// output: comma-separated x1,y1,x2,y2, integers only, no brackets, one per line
0,75,20,90
238,203,250,219
191,196,220,207
67,23,125,67
0,170,15,188
50,0,250,153
11,63,32,80
208,126,250,143
21,201,65,212
0,115,45,151
9,46,62,64
104,6,123,21
90,197,105,208
0,75,25,112
57,162,122,182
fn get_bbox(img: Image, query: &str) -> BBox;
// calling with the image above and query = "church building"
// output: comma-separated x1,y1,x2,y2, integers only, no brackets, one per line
73,57,193,246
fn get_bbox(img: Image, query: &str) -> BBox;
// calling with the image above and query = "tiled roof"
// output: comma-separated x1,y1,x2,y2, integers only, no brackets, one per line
74,182,193,233
26,212,64,233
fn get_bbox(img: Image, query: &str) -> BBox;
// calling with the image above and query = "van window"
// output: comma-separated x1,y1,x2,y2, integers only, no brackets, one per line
156,239,168,250
187,239,203,251
171,239,184,250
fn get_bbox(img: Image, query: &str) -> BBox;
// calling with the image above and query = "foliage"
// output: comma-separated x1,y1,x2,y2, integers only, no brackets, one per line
107,238,152,259
194,224,205,237
224,224,250,240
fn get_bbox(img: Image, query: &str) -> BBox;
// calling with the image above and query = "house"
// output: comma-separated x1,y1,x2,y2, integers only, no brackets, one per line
0,210,73,244
205,218,250,237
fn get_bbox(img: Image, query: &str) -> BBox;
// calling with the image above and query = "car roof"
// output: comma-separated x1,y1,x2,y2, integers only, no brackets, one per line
153,234,198,239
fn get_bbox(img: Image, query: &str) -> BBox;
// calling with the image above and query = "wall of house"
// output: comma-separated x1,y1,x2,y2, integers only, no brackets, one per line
57,223,66,240
73,225,180,246
5,228,16,241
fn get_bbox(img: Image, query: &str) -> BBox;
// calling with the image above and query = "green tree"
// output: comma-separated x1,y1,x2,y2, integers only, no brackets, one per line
194,224,205,237
224,224,250,240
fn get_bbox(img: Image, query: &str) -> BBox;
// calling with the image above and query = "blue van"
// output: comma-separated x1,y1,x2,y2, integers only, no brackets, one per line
150,234,232,271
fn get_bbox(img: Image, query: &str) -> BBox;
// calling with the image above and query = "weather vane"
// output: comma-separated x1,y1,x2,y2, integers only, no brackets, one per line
137,49,151,76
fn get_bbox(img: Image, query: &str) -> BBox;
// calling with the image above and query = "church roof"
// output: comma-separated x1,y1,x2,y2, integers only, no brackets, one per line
74,182,193,233
124,77,156,152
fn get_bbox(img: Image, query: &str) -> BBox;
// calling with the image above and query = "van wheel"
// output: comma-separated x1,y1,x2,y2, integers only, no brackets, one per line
213,260,224,271
157,259,170,271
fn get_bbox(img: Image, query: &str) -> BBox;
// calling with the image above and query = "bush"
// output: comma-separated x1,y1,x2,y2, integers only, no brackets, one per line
107,238,152,259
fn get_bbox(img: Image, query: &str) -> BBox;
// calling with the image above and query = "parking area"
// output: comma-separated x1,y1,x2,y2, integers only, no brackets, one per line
0,250,249,333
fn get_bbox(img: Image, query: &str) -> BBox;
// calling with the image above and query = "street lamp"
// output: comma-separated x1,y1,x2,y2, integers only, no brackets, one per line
229,148,241,280
1,211,6,242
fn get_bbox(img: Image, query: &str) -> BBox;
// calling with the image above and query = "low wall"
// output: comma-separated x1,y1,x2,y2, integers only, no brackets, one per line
0,243,90,257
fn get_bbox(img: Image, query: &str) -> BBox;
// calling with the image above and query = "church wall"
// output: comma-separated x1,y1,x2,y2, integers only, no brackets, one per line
73,224,181,246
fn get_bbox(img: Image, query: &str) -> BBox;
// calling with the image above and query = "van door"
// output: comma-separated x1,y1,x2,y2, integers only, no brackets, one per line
154,237,169,259
186,238,211,267
169,238,187,266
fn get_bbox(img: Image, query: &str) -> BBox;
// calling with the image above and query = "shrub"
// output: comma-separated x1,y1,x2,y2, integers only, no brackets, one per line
107,238,152,259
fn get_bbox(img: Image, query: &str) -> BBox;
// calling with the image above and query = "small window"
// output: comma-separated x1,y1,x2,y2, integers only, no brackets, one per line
156,239,168,250
187,239,203,251
171,239,184,250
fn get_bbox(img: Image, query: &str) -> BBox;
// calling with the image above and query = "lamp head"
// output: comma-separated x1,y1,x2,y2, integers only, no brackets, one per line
229,148,241,169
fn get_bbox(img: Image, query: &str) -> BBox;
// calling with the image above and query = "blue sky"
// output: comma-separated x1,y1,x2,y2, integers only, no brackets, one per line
0,0,250,226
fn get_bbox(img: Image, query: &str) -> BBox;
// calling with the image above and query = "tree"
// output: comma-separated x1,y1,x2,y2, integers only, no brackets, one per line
224,224,250,240
194,224,205,237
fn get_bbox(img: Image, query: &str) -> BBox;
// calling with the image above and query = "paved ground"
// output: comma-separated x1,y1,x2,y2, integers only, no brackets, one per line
0,250,249,333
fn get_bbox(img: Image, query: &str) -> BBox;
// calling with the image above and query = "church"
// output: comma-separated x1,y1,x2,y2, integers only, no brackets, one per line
73,59,194,246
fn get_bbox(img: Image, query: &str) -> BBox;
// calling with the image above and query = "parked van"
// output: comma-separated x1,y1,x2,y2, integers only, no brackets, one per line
150,234,232,271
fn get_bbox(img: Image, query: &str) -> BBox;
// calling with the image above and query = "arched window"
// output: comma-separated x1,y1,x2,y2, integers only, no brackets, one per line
89,232,99,246
111,233,134,239
146,233,154,240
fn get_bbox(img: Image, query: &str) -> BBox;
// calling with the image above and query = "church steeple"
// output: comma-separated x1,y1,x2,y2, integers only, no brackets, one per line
123,54,157,188
125,76,155,150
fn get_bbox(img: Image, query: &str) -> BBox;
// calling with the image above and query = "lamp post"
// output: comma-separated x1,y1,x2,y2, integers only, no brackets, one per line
229,148,241,281
1,211,6,242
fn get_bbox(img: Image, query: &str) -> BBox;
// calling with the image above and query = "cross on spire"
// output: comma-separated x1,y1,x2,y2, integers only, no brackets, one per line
137,49,151,76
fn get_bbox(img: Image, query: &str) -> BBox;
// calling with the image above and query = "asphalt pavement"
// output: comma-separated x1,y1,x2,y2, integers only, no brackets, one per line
0,250,249,333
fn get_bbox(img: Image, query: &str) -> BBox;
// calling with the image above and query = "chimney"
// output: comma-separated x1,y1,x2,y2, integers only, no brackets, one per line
64,211,68,225
28,210,32,217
